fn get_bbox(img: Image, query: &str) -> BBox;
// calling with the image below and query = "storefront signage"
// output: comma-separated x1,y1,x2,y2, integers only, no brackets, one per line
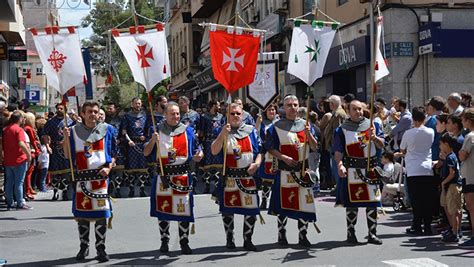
193,67,216,90
418,23,441,55
324,36,370,74
8,49,27,61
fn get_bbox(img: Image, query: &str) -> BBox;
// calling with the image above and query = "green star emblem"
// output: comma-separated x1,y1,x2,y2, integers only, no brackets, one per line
304,39,321,63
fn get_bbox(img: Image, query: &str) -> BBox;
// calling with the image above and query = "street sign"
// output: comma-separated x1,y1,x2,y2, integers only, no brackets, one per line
247,60,279,110
25,89,41,103
392,42,414,57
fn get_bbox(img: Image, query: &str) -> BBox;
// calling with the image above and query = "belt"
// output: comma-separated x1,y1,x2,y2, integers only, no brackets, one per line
75,169,108,181
225,167,249,178
163,163,189,176
75,169,109,199
343,156,378,169
277,160,309,172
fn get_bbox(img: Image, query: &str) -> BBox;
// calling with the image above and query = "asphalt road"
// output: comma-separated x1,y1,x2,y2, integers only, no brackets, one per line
0,191,473,266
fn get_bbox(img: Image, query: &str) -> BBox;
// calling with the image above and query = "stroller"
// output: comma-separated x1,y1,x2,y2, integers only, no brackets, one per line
392,158,408,212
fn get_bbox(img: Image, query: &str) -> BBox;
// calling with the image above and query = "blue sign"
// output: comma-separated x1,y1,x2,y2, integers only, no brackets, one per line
25,90,40,103
418,23,441,55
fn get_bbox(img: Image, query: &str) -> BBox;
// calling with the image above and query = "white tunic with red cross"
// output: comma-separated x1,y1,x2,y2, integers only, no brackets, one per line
151,125,195,222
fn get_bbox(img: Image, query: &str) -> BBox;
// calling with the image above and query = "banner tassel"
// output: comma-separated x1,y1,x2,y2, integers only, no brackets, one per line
313,222,321,233
107,213,113,230
294,54,298,63
163,64,167,74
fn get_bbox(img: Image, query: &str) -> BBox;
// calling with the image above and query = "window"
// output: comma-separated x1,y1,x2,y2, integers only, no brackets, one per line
36,64,43,75
22,67,29,76
338,0,348,5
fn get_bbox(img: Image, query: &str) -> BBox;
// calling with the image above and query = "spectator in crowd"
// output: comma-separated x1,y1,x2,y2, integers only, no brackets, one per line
386,96,400,127
342,93,355,114
439,133,463,243
459,108,474,247
446,115,465,156
3,111,32,210
97,108,106,123
37,135,52,192
0,100,6,202
448,92,464,116
318,100,333,189
436,113,449,137
35,116,47,139
391,99,412,150
461,92,472,108
399,106,436,235
324,95,346,193
23,112,40,200
426,96,446,161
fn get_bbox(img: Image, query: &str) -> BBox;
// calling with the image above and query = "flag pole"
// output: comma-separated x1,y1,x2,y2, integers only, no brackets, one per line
366,0,377,172
49,10,75,182
130,0,164,176
222,0,242,177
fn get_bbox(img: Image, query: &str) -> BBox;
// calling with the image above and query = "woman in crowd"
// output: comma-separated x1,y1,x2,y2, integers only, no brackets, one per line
23,112,40,200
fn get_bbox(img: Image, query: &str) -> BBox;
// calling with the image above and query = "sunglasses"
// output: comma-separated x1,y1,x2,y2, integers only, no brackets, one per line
230,112,242,116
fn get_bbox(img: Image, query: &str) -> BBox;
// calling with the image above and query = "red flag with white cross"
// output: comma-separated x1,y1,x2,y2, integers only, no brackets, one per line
210,29,261,93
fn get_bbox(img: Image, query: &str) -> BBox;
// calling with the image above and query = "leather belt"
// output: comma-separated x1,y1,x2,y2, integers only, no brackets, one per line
343,156,378,169
130,136,145,142
163,163,189,176
225,167,249,178
75,169,107,181
277,160,309,172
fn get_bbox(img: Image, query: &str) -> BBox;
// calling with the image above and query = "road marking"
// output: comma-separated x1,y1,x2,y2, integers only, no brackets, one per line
382,258,448,267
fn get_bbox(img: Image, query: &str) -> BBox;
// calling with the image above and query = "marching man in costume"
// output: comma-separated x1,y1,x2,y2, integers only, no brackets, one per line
63,101,116,263
265,95,319,247
122,97,149,197
211,103,262,251
333,100,384,245
144,102,203,255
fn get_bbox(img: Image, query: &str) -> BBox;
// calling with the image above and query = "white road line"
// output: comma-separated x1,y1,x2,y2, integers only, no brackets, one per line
382,258,448,267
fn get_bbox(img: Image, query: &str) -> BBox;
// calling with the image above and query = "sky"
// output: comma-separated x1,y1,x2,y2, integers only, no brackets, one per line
57,0,95,40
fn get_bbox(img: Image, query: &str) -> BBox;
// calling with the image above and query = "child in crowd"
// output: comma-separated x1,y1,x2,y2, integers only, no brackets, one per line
37,135,52,192
459,108,474,247
378,152,405,205
439,133,463,243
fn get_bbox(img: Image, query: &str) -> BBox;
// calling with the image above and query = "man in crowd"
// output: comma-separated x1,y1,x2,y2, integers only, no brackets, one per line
105,103,126,197
448,92,464,116
3,111,32,210
390,98,412,150
144,102,203,255
265,95,319,247
333,100,385,245
233,97,255,126
199,100,224,194
425,96,446,161
324,95,346,195
211,103,262,251
178,96,200,130
146,96,167,138
63,101,116,263
122,97,148,197
42,103,75,200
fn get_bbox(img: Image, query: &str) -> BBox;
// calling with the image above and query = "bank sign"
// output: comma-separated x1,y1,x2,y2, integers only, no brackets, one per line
324,36,370,74
418,23,441,55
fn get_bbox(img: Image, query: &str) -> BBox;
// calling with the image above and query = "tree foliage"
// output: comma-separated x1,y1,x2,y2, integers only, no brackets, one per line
81,0,166,109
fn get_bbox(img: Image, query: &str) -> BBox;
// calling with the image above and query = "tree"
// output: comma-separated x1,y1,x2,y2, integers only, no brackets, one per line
81,0,165,108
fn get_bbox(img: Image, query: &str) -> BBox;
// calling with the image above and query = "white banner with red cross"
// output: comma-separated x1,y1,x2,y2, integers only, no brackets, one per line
112,24,170,92
30,26,87,95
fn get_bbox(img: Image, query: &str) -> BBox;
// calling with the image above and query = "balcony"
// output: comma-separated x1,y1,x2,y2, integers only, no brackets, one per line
0,0,25,46
191,0,226,18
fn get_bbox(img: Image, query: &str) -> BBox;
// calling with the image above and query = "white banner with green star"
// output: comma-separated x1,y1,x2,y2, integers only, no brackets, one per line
288,24,336,86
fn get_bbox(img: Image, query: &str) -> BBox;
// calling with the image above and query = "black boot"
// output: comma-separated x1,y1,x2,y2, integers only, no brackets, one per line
158,220,170,252
243,215,257,251
128,186,135,198
367,208,382,245
277,215,289,246
179,221,192,254
76,220,90,260
223,214,235,249
94,219,109,262
346,208,359,244
298,219,311,247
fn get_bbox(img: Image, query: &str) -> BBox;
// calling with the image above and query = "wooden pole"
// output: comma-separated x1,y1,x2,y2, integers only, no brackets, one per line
301,87,311,176
366,1,376,172
130,0,164,176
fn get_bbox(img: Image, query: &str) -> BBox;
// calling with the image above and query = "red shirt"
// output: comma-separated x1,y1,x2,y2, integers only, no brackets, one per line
2,123,27,166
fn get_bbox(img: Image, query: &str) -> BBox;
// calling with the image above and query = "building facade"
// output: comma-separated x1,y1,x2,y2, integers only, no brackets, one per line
0,0,26,102
159,0,474,109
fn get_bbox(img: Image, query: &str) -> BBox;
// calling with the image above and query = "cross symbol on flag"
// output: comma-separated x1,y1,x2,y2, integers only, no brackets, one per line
222,47,245,72
136,43,154,68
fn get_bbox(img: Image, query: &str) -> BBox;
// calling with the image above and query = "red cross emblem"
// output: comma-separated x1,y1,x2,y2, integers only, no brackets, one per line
135,43,154,68
48,49,68,72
